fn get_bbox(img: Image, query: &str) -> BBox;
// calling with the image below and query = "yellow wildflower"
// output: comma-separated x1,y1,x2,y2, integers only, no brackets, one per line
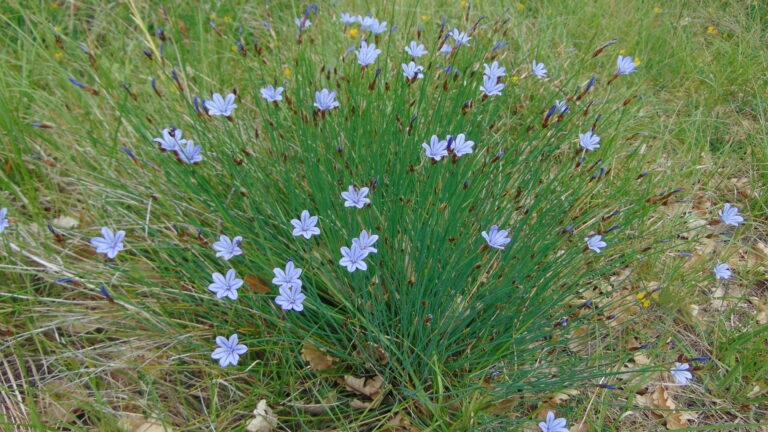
509,76,519,83
231,45,238,52
517,2,525,10
53,26,60,32
224,15,233,22
707,26,718,34
348,28,359,38
618,49,625,54
54,52,62,59
50,2,58,8
653,7,661,13
283,67,292,77
634,57,641,66
460,0,468,8
421,15,430,21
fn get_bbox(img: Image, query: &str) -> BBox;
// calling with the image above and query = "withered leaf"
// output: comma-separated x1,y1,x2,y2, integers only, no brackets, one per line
301,344,336,371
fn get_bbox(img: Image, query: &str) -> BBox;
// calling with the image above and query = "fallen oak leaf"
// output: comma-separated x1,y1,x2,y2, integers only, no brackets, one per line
246,400,277,432
344,375,385,398
301,344,337,371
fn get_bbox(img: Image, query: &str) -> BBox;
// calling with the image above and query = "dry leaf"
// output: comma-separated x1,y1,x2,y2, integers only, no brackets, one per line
667,411,697,430
748,297,768,324
344,375,384,398
135,420,174,432
53,215,79,228
550,388,579,404
245,275,271,294
301,344,336,371
36,379,86,425
246,400,277,432
385,412,418,431
350,399,372,410
652,385,676,411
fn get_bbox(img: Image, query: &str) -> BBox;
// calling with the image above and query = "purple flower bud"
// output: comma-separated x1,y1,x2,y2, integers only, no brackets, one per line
143,49,152,58
564,225,574,232
606,224,620,233
691,357,710,362
583,300,593,307
100,285,111,298
68,77,86,89
151,77,158,90
440,15,447,30
390,25,398,33
677,252,693,257
662,239,670,242
46,225,57,235
55,278,73,284
546,104,557,119
121,147,137,160
79,44,89,53
374,67,381,79
209,21,216,29
608,314,617,319
193,95,201,113
31,122,42,127
599,384,618,390
585,75,596,92
261,20,271,30
491,40,507,52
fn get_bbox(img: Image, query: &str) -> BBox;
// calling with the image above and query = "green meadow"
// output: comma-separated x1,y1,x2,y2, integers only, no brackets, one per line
0,0,766,430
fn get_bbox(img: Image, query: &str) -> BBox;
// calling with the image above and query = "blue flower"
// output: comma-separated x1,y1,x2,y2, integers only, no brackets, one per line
616,55,637,75
205,93,237,116
713,262,731,280
153,128,185,151
585,235,607,253
314,89,340,111
272,260,302,290
555,100,569,114
352,230,379,255
291,210,320,239
208,269,243,300
450,29,471,46
483,61,506,81
211,334,247,367
402,62,424,80
340,13,356,25
538,411,569,432
356,41,382,67
213,235,243,260
405,40,428,58
0,208,8,234
275,285,306,311
719,203,744,226
90,227,125,259
449,133,474,157
670,362,693,385
481,75,504,96
439,44,453,55
260,85,284,103
339,244,368,272
532,60,548,79
362,17,387,34
295,17,311,30
481,225,511,250
579,131,601,151
341,185,371,208
176,141,203,164
422,135,449,160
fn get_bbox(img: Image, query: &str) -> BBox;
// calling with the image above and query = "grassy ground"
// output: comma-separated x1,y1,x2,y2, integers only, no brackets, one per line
1,0,766,431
